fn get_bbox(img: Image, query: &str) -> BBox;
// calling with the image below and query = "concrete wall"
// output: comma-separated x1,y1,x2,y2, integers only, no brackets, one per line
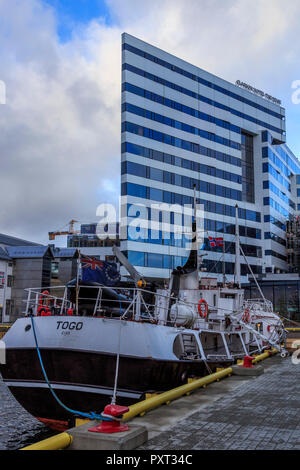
0,260,12,323
57,259,77,285
10,256,52,322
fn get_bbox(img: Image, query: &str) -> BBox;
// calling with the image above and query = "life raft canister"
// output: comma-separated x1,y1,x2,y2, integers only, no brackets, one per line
198,299,208,318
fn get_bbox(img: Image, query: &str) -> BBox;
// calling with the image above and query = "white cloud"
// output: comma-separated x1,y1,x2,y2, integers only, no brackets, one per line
0,0,300,244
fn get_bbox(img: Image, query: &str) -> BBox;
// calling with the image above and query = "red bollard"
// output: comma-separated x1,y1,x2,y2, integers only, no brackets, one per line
88,404,129,434
242,356,255,368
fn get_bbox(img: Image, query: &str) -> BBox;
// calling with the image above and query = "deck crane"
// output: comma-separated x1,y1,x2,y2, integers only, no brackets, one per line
48,219,79,241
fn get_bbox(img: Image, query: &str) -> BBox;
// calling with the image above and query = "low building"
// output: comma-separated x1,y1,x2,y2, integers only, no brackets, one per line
51,247,79,286
67,222,120,263
0,233,41,249
245,273,300,322
5,245,53,322
0,247,13,323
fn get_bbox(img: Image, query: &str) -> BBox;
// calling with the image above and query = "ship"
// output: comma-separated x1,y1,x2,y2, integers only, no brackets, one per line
0,207,287,431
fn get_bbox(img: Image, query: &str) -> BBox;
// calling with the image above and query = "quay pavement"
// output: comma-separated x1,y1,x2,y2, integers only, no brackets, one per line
139,356,300,450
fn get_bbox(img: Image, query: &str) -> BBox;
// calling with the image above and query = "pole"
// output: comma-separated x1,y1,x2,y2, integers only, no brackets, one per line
240,244,267,304
234,204,241,288
193,184,199,272
76,251,80,316
222,237,226,287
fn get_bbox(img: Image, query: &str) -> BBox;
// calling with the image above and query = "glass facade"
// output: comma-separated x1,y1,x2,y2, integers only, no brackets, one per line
121,33,299,280
122,104,241,150
245,279,300,321
122,44,285,124
241,132,254,203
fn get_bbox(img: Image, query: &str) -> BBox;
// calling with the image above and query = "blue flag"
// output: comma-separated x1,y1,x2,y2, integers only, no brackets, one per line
81,256,120,286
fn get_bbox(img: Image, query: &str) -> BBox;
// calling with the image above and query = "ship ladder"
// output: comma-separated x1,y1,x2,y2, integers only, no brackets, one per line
181,334,199,358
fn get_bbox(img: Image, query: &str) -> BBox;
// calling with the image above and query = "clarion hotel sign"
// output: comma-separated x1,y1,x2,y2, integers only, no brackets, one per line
236,80,281,106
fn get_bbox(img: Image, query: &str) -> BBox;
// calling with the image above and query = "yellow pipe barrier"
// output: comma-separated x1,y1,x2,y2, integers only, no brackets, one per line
123,349,278,422
20,432,72,451
252,351,273,364
0,325,11,329
123,367,233,422
285,328,300,332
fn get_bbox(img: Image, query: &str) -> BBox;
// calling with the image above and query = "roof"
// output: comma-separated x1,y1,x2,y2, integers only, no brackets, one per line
52,248,79,259
0,247,12,261
0,233,41,247
5,245,53,259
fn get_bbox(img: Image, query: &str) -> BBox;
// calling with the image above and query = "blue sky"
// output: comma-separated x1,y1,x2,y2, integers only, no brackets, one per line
43,0,115,41
42,0,299,156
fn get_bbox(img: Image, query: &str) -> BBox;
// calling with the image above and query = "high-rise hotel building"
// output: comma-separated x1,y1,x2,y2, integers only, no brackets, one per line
120,33,300,282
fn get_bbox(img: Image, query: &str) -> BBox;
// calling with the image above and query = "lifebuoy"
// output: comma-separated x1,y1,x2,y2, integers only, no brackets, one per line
243,309,250,323
198,299,208,318
37,306,51,317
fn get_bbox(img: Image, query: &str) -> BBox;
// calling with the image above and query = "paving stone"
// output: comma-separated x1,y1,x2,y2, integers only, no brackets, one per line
139,357,300,450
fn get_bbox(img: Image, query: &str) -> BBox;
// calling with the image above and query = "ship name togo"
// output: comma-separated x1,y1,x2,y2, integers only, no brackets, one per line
56,321,83,331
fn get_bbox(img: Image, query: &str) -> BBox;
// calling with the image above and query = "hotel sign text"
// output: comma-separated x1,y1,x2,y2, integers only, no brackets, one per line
236,80,281,105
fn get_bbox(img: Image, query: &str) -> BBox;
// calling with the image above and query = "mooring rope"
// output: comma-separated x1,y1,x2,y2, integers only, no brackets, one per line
30,314,111,421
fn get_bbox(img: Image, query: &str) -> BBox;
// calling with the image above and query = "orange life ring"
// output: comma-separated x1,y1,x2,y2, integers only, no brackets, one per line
37,306,51,317
198,299,208,318
67,308,74,316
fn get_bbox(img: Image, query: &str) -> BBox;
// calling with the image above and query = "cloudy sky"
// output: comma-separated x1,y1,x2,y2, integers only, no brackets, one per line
0,0,300,245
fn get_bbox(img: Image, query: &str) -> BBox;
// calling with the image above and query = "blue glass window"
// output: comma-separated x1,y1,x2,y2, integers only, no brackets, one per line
123,124,241,168
123,102,241,151
123,45,283,123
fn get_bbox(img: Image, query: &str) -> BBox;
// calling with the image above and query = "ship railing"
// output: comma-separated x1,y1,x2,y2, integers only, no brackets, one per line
22,285,208,328
22,285,178,324
79,285,198,326
23,287,74,317
243,298,273,313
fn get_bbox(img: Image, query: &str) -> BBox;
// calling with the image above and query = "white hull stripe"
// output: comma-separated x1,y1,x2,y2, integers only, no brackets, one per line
4,380,142,399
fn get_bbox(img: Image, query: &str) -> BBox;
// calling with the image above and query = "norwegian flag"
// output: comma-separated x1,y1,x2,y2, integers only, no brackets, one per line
209,237,224,248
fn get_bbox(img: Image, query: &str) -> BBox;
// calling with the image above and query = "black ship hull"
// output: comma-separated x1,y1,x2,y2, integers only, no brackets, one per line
1,347,232,430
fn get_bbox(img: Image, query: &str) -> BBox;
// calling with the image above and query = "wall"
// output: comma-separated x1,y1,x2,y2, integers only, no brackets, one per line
0,259,12,323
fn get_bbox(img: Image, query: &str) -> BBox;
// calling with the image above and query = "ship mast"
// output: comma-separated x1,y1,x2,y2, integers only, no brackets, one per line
222,236,226,287
234,204,241,288
193,185,199,273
